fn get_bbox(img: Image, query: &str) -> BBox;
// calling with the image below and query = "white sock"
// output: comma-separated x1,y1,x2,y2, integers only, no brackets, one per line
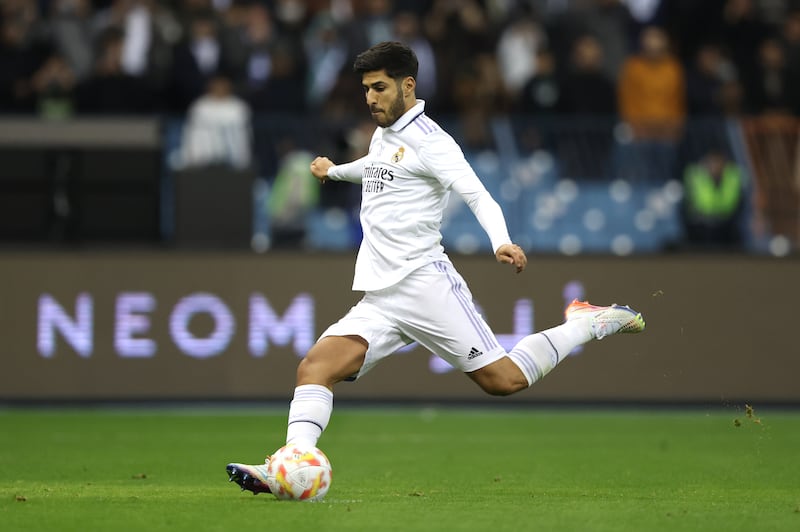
285,384,333,448
507,319,593,386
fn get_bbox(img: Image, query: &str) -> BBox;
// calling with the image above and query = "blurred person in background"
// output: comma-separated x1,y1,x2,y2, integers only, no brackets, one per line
178,72,252,169
266,149,318,249
303,10,351,110
716,0,770,95
618,25,685,138
245,42,306,112
350,0,394,47
271,0,314,41
451,52,507,150
424,0,493,113
557,34,617,180
48,0,94,83
392,10,436,102
685,42,742,117
617,25,685,181
232,3,306,112
744,36,800,115
29,52,76,119
681,41,742,175
90,0,178,104
682,148,745,248
558,34,616,116
656,0,724,64
516,46,560,116
495,5,547,104
167,8,235,112
548,0,636,84
0,0,49,112
74,26,156,113
513,44,560,161
780,9,800,93
90,0,154,78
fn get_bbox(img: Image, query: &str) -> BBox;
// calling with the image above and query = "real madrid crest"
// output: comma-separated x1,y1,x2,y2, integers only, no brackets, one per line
391,146,405,163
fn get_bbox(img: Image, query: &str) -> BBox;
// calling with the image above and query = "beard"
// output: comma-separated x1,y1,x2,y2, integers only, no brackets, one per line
373,89,406,127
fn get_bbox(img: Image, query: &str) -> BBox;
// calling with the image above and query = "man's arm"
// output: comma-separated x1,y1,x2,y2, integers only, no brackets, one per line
450,176,527,273
419,131,527,273
310,156,367,184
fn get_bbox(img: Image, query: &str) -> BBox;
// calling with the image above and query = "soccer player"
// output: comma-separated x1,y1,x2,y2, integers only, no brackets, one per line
227,41,645,494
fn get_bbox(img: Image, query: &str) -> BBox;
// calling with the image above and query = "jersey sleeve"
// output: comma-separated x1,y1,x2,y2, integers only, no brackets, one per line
327,155,366,184
417,130,474,188
450,174,512,253
419,131,512,253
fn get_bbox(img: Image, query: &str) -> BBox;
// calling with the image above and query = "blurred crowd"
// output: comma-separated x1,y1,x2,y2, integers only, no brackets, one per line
3,0,800,123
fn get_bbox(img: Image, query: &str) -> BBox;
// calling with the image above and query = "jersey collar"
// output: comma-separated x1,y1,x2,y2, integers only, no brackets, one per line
387,99,426,132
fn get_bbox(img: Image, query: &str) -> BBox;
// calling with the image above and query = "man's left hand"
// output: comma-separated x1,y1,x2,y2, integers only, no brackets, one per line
495,243,527,274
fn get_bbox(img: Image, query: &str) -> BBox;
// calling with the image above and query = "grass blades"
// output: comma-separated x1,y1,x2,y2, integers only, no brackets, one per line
1,407,798,532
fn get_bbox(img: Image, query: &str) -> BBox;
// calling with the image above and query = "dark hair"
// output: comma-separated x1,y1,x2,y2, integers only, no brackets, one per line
353,41,418,81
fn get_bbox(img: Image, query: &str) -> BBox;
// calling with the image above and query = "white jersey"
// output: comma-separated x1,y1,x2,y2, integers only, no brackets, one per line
328,100,512,292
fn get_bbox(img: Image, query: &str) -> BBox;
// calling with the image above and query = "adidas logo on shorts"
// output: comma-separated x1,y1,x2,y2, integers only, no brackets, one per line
467,347,484,360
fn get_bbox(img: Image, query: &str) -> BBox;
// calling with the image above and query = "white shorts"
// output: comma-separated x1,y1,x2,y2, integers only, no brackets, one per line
319,260,507,378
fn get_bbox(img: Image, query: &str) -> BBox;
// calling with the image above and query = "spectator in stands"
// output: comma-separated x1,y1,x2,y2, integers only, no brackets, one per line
686,42,740,116
350,0,394,48
303,11,351,110
246,43,306,113
48,0,94,83
682,149,745,248
548,0,636,84
392,10,436,102
744,37,800,116
89,0,177,96
271,0,312,39
425,0,494,113
782,11,800,116
658,0,724,65
516,46,560,116
617,25,686,181
167,9,234,112
558,34,617,180
266,149,318,249
495,6,547,103
780,10,800,87
558,34,616,116
0,0,49,112
451,52,505,150
178,73,252,170
29,52,76,119
717,0,770,93
74,27,156,113
619,25,686,138
232,4,306,113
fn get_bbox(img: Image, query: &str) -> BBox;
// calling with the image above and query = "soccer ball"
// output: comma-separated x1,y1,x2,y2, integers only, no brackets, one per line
265,443,332,501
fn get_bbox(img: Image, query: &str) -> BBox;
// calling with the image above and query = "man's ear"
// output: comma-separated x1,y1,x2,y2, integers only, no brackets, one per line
403,76,416,97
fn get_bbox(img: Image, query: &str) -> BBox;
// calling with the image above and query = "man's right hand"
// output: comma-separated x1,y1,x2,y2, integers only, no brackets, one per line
310,157,335,184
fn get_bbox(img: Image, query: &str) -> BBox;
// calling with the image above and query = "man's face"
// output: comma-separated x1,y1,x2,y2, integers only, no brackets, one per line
362,70,408,128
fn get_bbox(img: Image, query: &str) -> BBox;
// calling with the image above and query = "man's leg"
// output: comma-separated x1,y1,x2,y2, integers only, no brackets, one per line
469,300,645,396
468,318,592,396
285,335,368,447
226,335,367,494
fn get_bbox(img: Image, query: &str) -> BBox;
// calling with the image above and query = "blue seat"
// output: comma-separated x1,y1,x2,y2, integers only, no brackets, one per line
306,208,356,250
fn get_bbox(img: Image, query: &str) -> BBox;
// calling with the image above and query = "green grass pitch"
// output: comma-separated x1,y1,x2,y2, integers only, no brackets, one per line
1,406,798,532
